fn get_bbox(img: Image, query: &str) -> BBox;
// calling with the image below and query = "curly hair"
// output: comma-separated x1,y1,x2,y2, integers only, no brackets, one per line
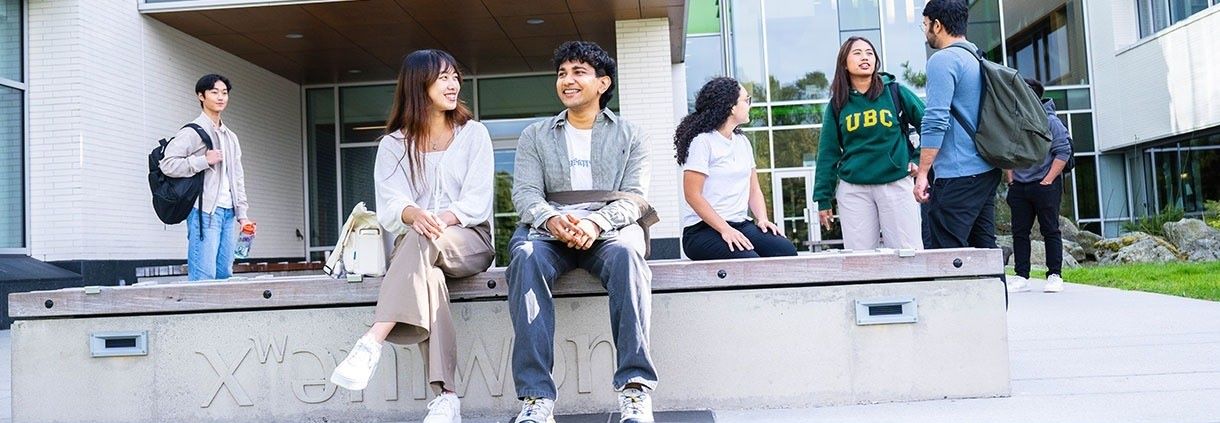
552,41,617,109
674,77,743,165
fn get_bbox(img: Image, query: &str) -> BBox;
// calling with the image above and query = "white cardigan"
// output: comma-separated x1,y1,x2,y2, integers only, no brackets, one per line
373,121,494,235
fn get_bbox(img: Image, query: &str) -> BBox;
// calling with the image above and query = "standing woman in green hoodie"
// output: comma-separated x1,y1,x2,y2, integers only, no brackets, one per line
814,36,926,250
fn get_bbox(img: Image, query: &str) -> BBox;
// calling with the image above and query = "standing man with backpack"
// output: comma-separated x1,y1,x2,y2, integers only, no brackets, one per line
1005,78,1073,293
913,0,1001,253
159,74,253,281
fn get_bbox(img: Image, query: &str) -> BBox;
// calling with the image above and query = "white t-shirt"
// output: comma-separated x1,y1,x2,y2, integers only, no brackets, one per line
565,124,593,190
680,131,756,228
213,127,234,209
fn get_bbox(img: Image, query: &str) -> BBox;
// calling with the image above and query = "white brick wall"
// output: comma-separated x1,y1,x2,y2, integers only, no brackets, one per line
28,0,305,261
1090,3,1220,150
616,18,681,239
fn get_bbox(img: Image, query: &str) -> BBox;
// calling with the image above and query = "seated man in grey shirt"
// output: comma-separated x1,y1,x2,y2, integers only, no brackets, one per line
507,41,658,423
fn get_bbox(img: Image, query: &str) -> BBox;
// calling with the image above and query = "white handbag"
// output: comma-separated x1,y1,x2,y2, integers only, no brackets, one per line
324,202,387,278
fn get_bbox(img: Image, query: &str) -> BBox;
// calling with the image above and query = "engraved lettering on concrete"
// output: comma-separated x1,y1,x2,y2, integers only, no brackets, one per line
338,345,399,403
290,348,338,404
398,344,429,400
197,347,255,407
250,335,288,364
456,338,512,398
565,334,616,394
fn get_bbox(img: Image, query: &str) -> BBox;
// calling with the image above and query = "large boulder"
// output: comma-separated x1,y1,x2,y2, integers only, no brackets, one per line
1163,218,1214,247
1031,215,1081,243
1163,218,1220,262
997,235,1082,268
1076,230,1103,261
1094,232,1183,264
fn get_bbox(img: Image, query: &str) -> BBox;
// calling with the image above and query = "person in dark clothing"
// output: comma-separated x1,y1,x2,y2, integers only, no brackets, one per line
1005,78,1072,293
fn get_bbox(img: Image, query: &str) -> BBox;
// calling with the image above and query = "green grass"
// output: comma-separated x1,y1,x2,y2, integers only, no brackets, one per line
1009,262,1220,301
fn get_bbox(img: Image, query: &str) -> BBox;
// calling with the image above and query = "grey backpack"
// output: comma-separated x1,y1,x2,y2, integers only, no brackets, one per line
948,44,1050,169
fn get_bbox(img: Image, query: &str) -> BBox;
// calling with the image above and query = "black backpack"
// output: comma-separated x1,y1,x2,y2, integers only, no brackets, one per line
1048,112,1076,175
148,124,213,235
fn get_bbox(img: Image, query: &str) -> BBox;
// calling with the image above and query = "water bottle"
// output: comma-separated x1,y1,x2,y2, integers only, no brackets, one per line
235,223,256,259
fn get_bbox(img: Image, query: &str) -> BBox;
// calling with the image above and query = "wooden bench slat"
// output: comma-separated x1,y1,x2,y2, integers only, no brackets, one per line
8,248,1001,319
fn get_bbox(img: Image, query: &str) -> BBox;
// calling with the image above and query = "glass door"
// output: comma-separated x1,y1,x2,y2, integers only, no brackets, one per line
769,168,817,252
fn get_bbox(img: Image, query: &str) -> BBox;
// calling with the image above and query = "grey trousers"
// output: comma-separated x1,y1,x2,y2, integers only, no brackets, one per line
505,224,658,400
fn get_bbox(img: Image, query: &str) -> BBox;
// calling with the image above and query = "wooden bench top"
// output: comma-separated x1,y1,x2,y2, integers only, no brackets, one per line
9,248,1002,319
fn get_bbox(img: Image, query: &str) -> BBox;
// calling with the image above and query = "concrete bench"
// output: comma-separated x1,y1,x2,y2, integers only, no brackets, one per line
8,248,1009,422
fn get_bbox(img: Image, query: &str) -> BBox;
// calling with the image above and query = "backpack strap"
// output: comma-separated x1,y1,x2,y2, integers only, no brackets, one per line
943,44,983,142
182,123,214,240
183,123,214,151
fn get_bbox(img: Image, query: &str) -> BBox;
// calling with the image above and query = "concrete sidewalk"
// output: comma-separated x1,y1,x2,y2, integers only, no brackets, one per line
4,279,1218,423
715,279,1220,423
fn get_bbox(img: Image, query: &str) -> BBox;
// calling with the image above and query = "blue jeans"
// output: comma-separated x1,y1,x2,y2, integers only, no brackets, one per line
506,225,658,400
187,207,237,281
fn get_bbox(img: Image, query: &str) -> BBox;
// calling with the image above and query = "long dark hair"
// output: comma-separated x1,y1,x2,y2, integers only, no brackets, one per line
384,49,473,188
674,77,743,165
830,37,884,113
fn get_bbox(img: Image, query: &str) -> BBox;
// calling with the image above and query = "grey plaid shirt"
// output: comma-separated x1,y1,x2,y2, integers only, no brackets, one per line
512,109,651,231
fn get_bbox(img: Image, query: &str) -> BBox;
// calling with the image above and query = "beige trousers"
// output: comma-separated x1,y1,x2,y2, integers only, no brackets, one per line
837,177,924,250
373,223,494,392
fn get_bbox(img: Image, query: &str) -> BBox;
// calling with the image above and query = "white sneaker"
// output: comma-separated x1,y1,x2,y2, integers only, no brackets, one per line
514,397,555,423
1006,275,1030,293
423,392,461,423
618,388,654,423
1044,274,1065,293
329,335,382,391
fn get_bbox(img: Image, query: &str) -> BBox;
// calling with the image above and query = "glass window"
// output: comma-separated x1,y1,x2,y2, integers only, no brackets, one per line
730,0,768,101
340,147,378,220
1099,154,1130,220
340,85,394,143
772,128,819,168
839,0,881,31
745,130,772,168
882,0,931,93
967,0,1004,63
771,103,824,126
765,0,838,101
839,30,882,50
688,0,723,34
0,85,22,248
1003,0,1089,86
1069,113,1094,153
492,149,518,266
477,75,565,120
685,35,726,112
459,78,474,113
1170,0,1212,22
306,89,338,248
1,0,20,82
1138,0,1214,37
1074,155,1099,219
746,106,768,128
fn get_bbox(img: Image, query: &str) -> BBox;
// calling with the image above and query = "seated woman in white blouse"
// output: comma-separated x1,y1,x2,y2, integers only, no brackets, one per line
329,49,493,423
676,77,797,260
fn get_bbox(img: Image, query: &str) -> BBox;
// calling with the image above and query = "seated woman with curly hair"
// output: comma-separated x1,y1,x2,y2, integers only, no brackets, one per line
675,77,797,260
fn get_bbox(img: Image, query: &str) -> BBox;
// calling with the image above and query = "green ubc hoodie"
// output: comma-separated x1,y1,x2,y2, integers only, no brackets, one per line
813,74,925,211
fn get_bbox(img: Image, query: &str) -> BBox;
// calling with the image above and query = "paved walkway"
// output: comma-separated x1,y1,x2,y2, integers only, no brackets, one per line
4,280,1218,422
716,279,1220,423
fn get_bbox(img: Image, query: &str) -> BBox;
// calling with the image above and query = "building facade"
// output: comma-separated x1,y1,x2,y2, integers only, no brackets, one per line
2,0,1218,283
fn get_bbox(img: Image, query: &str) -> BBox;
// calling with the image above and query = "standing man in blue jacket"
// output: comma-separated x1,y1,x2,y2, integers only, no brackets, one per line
1006,78,1073,293
913,0,1002,254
